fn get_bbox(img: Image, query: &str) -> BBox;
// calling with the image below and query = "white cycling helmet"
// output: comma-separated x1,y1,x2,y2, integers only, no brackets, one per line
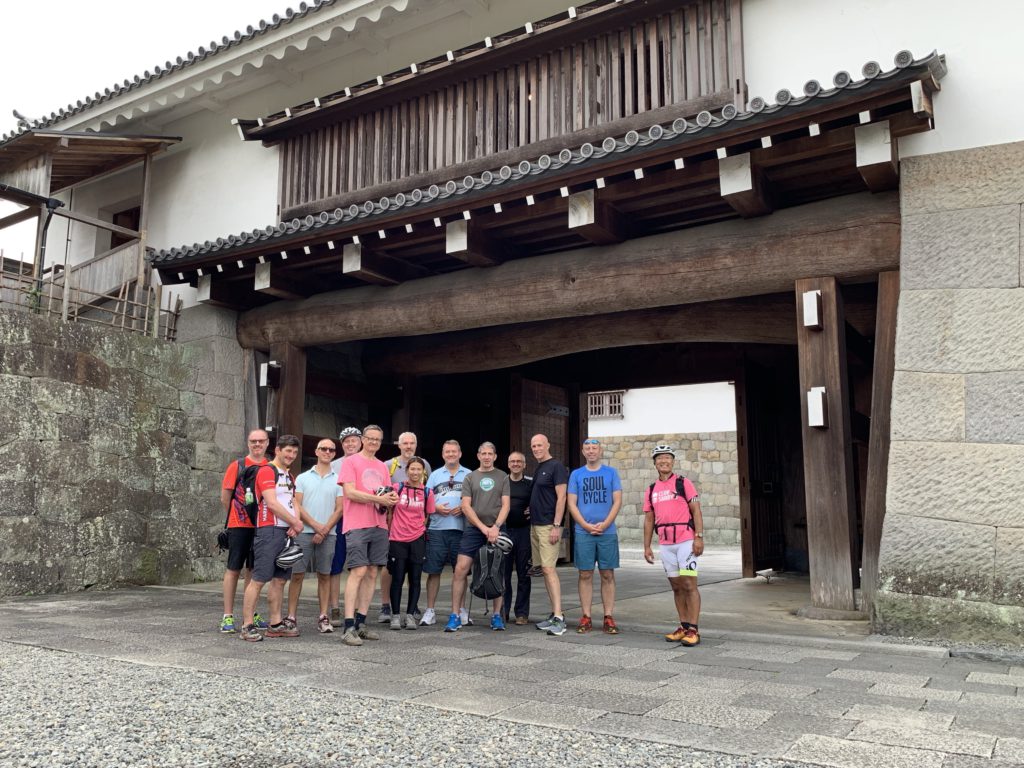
494,533,514,554
339,426,362,440
651,444,676,460
275,538,304,569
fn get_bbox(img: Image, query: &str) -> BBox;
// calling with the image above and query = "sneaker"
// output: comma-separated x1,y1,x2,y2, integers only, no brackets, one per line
266,623,300,638
680,628,701,647
535,614,555,631
404,614,418,630
420,608,436,626
219,615,237,634
390,615,402,631
283,616,297,631
329,608,342,628
515,616,529,626
239,624,263,642
665,625,687,642
460,608,473,627
318,614,333,634
576,615,593,634
546,616,567,636
491,614,506,631
341,627,363,646
377,605,392,623
603,615,619,635
411,609,423,623
357,625,380,641
252,613,270,630
444,613,462,633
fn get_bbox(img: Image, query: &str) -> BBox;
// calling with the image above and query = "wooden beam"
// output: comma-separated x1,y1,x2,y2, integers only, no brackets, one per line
0,206,38,230
196,274,244,309
845,321,874,367
255,261,304,300
53,207,140,239
238,192,900,349
364,295,798,376
795,276,859,612
445,219,502,267
856,120,898,192
719,152,772,218
862,270,899,618
734,360,754,578
343,242,399,285
305,368,370,402
269,342,306,445
568,190,625,244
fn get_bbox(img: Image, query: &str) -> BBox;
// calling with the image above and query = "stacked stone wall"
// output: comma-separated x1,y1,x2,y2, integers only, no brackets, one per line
876,141,1024,644
0,305,246,595
598,432,740,547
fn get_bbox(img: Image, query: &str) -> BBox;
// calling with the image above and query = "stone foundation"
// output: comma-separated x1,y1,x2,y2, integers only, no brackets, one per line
877,140,1024,644
595,432,740,547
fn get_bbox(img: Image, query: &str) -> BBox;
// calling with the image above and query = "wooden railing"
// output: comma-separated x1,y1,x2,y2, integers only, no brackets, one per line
279,0,741,213
61,240,141,297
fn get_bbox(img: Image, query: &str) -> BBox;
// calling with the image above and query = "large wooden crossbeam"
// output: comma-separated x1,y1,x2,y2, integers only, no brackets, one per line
237,192,899,349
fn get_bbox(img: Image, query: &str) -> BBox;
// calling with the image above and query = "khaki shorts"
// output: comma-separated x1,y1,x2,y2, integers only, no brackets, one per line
530,525,561,568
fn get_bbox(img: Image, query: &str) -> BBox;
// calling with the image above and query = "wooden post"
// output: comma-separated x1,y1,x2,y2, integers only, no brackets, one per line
795,276,858,612
734,360,755,578
861,271,899,615
509,373,524,454
134,152,153,329
269,342,307,445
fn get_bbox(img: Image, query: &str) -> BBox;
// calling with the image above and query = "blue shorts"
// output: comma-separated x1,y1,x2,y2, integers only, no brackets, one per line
423,529,463,574
574,530,620,571
330,528,347,575
458,526,506,558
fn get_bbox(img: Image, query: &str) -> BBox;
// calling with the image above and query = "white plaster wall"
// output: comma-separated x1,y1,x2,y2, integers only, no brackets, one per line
743,0,1024,157
589,382,737,437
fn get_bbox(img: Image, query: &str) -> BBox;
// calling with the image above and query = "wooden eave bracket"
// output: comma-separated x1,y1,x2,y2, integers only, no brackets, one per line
254,261,305,300
343,242,416,285
855,120,899,192
445,219,503,267
568,189,625,244
197,273,246,308
719,152,773,218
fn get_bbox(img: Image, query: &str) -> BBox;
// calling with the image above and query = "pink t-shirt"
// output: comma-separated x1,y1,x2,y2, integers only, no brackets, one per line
643,474,699,544
390,484,435,543
339,453,390,534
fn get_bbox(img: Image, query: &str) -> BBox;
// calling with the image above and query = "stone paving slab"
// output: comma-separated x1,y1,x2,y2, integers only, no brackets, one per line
785,733,947,768
847,721,996,758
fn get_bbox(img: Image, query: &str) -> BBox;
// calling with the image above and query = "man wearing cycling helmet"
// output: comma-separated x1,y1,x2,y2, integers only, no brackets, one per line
326,427,362,627
643,444,705,647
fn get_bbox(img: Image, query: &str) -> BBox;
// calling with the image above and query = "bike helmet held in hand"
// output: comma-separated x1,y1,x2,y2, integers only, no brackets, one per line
275,538,304,569
494,533,514,553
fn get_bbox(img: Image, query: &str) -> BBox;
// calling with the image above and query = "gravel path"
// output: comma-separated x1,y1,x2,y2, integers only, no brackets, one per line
0,641,802,768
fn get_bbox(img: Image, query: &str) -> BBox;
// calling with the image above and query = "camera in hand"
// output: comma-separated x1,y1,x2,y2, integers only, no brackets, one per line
375,485,395,496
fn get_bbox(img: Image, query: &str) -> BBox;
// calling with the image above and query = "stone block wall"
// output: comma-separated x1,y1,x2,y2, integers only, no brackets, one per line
876,140,1024,644
598,432,740,547
0,305,246,595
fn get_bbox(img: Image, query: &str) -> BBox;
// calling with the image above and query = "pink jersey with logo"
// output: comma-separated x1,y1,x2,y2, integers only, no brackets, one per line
390,484,435,543
339,453,390,533
643,474,698,544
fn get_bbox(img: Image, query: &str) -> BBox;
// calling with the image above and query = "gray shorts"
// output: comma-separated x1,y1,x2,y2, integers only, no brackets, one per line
297,531,336,575
251,526,291,583
345,527,389,569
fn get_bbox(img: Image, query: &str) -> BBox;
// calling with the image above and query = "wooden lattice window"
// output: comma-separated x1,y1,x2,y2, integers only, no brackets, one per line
588,390,624,419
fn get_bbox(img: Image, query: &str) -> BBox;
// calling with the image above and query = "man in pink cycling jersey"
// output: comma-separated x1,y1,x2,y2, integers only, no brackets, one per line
642,444,705,647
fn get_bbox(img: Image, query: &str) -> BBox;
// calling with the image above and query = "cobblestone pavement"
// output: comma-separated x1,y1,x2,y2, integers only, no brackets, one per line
1,567,1022,767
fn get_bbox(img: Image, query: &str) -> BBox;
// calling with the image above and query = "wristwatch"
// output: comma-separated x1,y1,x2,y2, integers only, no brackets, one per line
695,533,704,538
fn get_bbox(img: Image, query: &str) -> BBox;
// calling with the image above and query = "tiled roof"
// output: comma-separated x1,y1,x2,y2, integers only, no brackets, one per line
1,0,406,145
152,50,945,268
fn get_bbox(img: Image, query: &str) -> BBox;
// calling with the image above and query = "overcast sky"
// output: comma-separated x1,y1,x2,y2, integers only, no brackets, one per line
0,0,287,258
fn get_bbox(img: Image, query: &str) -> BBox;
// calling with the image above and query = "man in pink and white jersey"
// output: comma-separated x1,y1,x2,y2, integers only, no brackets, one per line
642,444,705,647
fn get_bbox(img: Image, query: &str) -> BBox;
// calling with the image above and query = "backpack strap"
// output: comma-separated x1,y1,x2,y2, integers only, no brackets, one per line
389,457,400,478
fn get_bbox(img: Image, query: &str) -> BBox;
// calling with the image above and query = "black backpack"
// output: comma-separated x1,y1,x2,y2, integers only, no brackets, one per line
233,460,277,526
470,544,506,600
647,475,696,539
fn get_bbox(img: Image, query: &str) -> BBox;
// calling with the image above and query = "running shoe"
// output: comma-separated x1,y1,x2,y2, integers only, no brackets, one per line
377,604,392,623
266,623,300,638
357,625,380,641
219,615,237,634
329,608,342,628
390,615,402,631
282,616,298,631
444,613,462,633
535,614,555,631
603,615,619,635
576,615,593,634
460,608,473,627
546,616,567,636
665,625,687,642
515,616,529,626
420,608,436,626
341,627,363,646
680,628,701,647
252,613,270,630
404,614,418,630
491,614,506,631
317,614,333,634
411,609,423,623
239,624,263,642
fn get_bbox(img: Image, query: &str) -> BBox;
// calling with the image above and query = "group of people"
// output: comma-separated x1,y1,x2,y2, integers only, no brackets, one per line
217,425,705,648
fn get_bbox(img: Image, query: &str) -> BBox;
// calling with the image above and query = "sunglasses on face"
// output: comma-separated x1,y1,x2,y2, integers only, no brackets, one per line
317,446,336,452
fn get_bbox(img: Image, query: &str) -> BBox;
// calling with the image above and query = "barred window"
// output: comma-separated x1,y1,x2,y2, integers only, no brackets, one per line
588,390,624,419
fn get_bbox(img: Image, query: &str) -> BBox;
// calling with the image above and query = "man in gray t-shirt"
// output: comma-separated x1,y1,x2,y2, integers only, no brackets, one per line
444,442,510,632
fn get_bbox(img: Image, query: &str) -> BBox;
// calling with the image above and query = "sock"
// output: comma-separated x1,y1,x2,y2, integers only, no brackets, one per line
223,613,232,619
681,622,694,629
344,618,355,630
355,612,366,628
554,614,564,621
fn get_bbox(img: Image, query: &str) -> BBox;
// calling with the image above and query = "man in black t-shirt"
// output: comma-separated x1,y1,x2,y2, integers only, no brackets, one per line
502,451,533,625
528,434,570,637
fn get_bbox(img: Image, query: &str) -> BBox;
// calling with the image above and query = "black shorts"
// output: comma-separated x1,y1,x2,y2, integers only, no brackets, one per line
226,527,255,572
251,526,292,583
387,535,427,574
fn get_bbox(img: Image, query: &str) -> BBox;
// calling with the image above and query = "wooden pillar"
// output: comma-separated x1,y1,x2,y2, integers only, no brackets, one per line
861,271,899,614
795,276,858,612
509,373,523,454
134,152,153,329
734,360,755,578
269,342,307,445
